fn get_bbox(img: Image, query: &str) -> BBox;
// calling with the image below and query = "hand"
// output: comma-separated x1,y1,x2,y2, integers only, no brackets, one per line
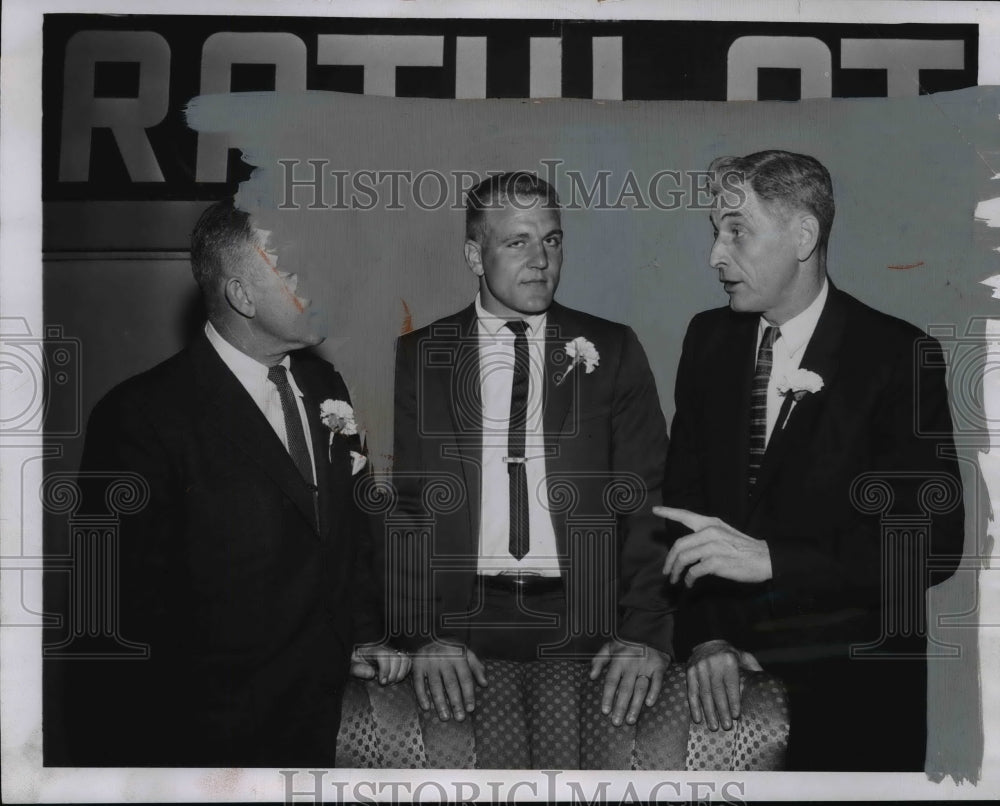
685,639,763,731
655,506,772,587
589,640,670,727
350,643,411,685
411,640,488,722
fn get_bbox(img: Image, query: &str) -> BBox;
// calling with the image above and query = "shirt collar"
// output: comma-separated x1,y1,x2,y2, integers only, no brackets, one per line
474,292,547,338
759,278,829,358
204,321,298,398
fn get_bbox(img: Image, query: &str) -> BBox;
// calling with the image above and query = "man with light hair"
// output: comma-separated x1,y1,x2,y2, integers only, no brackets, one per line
390,172,673,767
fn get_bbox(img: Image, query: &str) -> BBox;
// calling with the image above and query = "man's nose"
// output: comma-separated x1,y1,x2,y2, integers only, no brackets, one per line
709,239,726,270
528,240,549,270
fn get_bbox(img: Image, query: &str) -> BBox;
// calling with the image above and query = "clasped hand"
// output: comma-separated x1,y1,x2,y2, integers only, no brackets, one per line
684,639,762,731
411,640,488,722
590,639,671,726
654,506,772,586
350,642,411,685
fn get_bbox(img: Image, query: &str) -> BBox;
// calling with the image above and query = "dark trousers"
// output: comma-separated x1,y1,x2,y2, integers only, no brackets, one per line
465,582,571,662
772,655,927,771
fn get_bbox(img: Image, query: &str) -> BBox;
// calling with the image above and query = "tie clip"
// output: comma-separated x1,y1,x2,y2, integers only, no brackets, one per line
502,456,526,464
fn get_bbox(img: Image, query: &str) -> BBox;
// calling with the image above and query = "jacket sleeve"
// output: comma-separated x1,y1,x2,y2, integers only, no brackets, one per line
612,326,676,656
386,332,440,651
661,314,748,657
58,384,180,764
320,367,387,647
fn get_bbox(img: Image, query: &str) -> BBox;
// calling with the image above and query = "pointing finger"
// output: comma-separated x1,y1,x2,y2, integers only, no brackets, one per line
653,506,713,532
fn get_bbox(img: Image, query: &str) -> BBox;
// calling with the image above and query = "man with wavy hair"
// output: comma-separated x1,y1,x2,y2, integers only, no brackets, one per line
657,150,963,770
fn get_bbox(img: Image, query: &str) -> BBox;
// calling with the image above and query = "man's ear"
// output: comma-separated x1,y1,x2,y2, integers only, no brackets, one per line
224,275,255,318
464,239,484,277
797,214,821,262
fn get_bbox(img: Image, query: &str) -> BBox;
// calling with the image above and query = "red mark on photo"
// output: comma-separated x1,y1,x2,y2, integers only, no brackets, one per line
401,299,413,335
887,261,925,270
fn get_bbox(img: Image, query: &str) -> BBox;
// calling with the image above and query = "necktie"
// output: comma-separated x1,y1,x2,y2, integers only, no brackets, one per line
505,320,530,561
748,325,780,491
267,364,314,484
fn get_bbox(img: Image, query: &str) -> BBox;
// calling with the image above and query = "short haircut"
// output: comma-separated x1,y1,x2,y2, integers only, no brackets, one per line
708,150,835,253
190,198,259,303
465,172,561,244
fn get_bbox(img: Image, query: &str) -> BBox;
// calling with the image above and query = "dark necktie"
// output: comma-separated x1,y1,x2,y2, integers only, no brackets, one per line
267,364,314,484
505,320,530,561
748,325,780,491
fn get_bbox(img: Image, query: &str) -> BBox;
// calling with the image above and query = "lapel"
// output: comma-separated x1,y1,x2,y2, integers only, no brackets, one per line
436,305,483,544
748,284,847,511
290,356,336,538
542,302,575,440
190,334,321,536
539,303,575,565
709,313,759,524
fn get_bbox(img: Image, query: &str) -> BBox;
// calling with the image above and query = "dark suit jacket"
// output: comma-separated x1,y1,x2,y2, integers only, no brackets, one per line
390,301,673,656
57,333,381,767
664,284,964,769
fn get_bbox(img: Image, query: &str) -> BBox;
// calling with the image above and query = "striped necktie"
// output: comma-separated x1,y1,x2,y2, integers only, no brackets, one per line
748,326,780,491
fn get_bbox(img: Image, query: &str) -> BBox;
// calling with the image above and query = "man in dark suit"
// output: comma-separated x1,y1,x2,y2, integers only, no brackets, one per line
60,199,407,766
389,173,673,765
656,150,964,770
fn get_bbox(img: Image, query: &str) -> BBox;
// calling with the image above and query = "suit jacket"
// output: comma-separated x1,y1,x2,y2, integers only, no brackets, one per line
664,284,964,769
56,333,381,767
390,301,673,656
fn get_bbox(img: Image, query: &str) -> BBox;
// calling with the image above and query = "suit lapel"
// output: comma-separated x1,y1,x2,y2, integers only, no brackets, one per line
291,358,333,537
542,303,575,439
190,335,321,535
538,304,575,565
749,286,847,510
711,314,758,524
438,306,483,544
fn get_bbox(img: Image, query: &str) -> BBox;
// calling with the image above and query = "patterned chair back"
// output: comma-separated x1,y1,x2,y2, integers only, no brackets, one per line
338,661,788,770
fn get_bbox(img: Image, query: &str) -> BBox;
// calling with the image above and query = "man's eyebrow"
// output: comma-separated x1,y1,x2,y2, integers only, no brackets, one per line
716,209,746,221
499,228,564,240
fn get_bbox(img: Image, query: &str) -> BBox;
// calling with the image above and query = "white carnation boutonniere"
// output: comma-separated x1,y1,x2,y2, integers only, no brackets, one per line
320,399,366,474
775,369,824,430
320,399,358,436
557,337,600,385
775,369,825,402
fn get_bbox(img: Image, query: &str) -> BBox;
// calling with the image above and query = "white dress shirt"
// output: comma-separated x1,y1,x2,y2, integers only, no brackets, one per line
475,295,561,575
757,279,829,446
205,322,317,484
